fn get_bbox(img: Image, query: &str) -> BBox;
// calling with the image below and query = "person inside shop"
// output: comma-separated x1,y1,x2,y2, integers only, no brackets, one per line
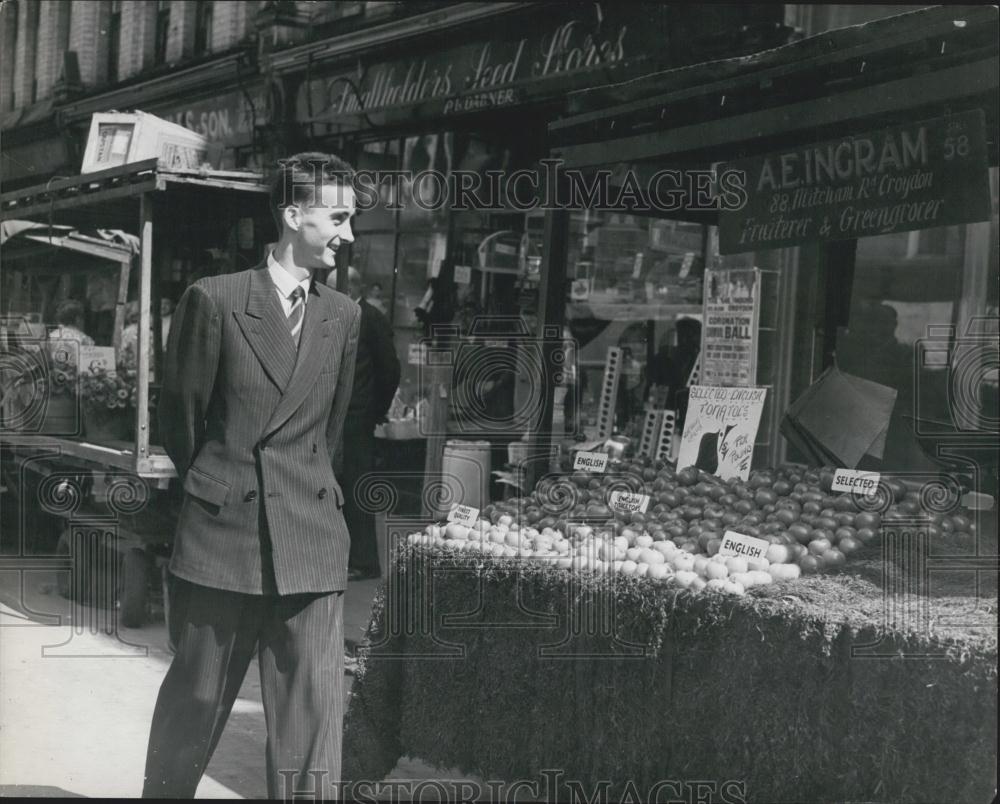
327,266,401,581
365,280,388,315
649,317,701,427
414,275,456,341
143,151,361,800
48,299,95,366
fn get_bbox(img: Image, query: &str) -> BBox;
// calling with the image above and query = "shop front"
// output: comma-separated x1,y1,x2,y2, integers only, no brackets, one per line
341,7,998,802
268,3,791,512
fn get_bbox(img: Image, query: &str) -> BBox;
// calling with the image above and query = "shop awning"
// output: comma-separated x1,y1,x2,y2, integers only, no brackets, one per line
549,5,999,168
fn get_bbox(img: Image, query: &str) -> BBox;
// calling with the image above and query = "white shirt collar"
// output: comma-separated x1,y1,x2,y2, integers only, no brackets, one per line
267,251,311,302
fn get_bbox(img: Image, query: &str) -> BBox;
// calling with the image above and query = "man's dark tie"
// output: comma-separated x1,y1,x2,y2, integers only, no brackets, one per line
287,286,305,347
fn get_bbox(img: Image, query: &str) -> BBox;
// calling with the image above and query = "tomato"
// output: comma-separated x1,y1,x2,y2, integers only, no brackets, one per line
707,485,726,501
834,526,856,543
677,466,700,486
718,494,738,507
855,527,876,544
808,538,832,555
788,523,812,544
802,501,822,515
755,488,778,507
838,536,862,556
832,495,857,513
733,500,754,515
722,512,742,527
835,512,857,526
706,537,723,556
787,543,808,562
658,491,679,507
798,554,822,573
819,470,835,492
853,511,881,531
885,478,907,502
772,479,792,497
821,548,846,568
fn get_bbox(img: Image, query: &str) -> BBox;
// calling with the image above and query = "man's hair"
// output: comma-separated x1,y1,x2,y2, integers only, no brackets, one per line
269,152,356,231
55,299,85,327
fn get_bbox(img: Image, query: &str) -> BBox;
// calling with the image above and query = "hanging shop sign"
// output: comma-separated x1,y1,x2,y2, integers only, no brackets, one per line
700,267,761,387
301,19,626,122
718,110,992,254
152,86,270,146
677,386,767,481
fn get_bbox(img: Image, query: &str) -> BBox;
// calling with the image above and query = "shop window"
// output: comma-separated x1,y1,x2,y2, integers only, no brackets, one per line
107,1,121,84
563,214,707,439
194,1,213,55
154,0,170,65
835,170,1000,472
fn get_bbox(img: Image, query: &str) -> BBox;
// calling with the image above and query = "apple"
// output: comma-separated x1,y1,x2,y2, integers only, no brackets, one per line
723,556,748,575
673,570,697,588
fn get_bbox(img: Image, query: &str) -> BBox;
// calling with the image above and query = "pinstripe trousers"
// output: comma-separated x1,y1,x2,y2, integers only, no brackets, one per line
142,577,344,800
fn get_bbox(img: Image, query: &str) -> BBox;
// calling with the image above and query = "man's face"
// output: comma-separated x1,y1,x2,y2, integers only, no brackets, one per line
288,181,356,270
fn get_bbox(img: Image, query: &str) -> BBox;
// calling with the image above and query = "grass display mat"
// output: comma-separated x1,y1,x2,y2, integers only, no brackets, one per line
342,545,997,803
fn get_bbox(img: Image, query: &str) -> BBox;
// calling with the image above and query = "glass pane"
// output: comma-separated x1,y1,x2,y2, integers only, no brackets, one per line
564,213,706,438
354,139,399,233
837,224,966,469
349,232,394,318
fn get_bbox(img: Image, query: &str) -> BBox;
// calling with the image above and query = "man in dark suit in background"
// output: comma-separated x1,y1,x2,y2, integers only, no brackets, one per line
327,266,400,580
144,153,361,799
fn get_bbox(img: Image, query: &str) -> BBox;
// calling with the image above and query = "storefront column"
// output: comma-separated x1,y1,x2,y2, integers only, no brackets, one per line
525,204,570,492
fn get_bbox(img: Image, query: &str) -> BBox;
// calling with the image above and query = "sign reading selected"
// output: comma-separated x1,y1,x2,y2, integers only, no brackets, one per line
719,110,991,253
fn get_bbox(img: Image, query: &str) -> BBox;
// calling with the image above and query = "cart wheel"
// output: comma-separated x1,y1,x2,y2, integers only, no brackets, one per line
119,548,150,628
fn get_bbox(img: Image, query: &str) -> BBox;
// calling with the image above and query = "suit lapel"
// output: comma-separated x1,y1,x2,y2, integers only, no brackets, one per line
233,266,297,391
262,283,337,438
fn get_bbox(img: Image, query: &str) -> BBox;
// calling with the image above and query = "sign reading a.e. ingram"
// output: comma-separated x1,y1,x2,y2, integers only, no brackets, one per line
719,110,991,254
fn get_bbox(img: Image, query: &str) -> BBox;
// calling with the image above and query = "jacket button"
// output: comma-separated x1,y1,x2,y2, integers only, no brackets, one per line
318,488,327,499
244,490,257,502
312,444,318,453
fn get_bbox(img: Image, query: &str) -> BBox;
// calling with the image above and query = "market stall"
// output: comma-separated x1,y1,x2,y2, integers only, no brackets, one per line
0,156,272,626
341,6,998,801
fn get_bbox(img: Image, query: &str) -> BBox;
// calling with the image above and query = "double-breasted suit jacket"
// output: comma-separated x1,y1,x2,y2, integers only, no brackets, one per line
159,264,361,595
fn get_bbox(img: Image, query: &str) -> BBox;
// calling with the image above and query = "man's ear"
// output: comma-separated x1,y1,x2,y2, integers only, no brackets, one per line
282,204,301,232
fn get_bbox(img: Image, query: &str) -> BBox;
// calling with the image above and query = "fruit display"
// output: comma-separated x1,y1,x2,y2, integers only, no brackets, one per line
406,458,981,596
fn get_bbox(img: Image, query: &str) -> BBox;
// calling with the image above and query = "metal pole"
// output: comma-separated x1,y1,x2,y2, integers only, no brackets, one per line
136,193,153,467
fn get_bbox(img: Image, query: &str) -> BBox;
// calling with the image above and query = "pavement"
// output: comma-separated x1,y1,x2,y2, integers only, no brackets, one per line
0,557,479,799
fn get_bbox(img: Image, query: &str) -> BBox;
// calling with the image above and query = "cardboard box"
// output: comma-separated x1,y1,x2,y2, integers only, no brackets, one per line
80,111,208,174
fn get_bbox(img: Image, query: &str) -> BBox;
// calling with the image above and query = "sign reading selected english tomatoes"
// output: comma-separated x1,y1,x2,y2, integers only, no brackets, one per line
719,110,991,254
677,386,767,481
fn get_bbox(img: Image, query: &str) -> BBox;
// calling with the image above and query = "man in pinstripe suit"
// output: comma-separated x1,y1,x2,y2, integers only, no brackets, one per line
143,153,361,800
